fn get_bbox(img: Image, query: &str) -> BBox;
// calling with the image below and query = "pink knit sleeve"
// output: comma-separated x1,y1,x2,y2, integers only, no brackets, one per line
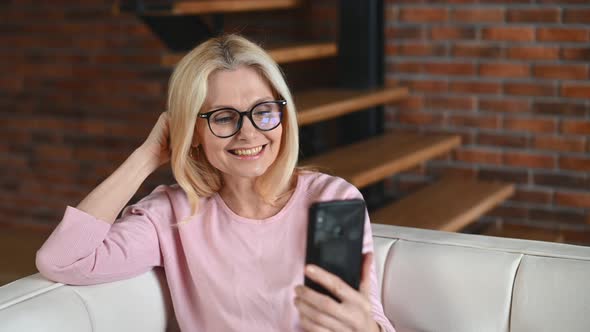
35,188,171,285
363,219,396,332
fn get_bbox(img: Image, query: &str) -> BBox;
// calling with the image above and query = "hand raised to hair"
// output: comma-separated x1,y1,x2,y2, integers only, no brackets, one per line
139,112,171,169
294,253,381,332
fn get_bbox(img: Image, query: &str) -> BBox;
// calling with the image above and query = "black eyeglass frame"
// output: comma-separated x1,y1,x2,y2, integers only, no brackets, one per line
198,99,286,138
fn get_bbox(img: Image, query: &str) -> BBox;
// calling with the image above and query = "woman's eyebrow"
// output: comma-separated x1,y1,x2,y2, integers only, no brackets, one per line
209,96,274,110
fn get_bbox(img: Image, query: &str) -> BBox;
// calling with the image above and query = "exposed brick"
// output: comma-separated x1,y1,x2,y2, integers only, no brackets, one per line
431,27,476,40
454,148,503,165
488,206,528,219
385,27,427,39
561,119,590,135
561,47,590,61
482,27,535,42
480,63,530,78
477,132,529,149
534,64,588,80
392,61,423,74
424,62,477,76
395,43,447,56
452,8,504,23
533,172,590,191
402,79,448,93
479,98,531,113
449,114,501,129
400,7,449,22
507,46,559,61
385,43,399,56
504,117,557,134
555,191,590,209
396,96,424,111
507,8,560,23
395,111,443,125
503,152,556,169
537,28,589,42
385,7,398,21
479,168,529,184
559,156,590,172
563,9,590,24
422,127,475,145
513,188,552,205
561,83,590,99
534,135,586,153
452,44,502,58
425,96,476,111
503,82,556,97
449,81,502,95
533,102,589,117
529,208,587,225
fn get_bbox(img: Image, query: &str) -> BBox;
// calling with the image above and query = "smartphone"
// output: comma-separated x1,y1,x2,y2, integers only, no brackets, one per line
304,199,366,301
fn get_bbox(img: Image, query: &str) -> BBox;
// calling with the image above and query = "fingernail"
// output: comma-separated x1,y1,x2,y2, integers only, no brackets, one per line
306,265,316,274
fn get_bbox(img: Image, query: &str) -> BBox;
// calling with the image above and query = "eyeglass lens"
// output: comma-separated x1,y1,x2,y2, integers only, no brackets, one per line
209,101,282,137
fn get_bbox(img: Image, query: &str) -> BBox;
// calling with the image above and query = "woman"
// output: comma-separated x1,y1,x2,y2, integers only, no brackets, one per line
36,34,395,332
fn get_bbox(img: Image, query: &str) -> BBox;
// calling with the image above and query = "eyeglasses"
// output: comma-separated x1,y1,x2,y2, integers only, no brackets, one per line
198,100,286,138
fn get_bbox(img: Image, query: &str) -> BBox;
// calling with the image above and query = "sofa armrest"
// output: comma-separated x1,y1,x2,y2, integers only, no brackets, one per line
0,269,178,332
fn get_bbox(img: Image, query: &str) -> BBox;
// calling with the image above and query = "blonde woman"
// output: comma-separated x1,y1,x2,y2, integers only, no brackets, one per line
36,34,395,332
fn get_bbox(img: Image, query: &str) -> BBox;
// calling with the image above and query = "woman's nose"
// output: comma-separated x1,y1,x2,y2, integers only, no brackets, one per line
236,116,257,139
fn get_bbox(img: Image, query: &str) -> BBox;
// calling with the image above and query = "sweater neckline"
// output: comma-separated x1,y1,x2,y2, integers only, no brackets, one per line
212,174,303,225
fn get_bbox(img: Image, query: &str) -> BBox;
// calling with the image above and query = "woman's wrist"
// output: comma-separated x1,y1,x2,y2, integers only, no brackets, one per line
134,145,163,175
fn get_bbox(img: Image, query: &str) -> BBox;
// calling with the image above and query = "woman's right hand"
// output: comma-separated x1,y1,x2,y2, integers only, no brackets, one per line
139,111,171,169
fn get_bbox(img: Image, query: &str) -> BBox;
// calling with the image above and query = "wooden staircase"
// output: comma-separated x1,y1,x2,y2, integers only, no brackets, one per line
136,0,516,234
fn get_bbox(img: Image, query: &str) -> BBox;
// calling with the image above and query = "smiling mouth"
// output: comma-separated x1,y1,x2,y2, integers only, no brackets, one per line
228,144,266,156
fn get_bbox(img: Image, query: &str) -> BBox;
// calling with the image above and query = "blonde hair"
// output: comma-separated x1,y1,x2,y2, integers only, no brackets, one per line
167,34,299,216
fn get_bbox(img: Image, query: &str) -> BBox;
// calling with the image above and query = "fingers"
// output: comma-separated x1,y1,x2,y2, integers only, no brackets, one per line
359,253,373,298
304,265,364,304
294,296,348,331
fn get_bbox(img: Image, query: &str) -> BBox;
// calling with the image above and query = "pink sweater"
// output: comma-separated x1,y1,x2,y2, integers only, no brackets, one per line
36,172,395,332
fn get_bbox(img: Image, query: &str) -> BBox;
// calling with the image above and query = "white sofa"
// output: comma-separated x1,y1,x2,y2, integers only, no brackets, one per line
1,224,590,332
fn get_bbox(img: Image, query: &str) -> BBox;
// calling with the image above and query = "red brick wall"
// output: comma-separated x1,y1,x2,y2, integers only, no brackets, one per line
0,0,337,230
0,1,172,229
385,0,590,228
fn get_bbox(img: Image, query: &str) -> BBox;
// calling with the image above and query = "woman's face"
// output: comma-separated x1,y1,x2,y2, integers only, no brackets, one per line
195,65,283,181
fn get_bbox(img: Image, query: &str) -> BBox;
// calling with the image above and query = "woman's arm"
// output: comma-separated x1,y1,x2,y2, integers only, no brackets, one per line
35,112,172,285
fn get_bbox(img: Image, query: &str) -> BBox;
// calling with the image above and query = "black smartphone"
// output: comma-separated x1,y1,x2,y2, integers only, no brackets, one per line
304,199,366,301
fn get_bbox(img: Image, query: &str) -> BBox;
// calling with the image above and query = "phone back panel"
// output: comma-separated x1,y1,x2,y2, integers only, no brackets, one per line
304,199,366,300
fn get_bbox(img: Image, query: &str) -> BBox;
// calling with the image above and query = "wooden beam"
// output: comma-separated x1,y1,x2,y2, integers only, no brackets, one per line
300,133,461,189
162,41,338,67
145,0,301,16
370,178,515,232
296,87,409,126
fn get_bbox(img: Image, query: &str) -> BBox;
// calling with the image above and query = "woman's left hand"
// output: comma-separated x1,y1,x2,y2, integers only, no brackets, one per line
294,253,381,332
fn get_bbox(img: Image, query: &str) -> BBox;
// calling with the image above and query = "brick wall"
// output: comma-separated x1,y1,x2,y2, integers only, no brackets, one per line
0,0,336,230
385,0,590,228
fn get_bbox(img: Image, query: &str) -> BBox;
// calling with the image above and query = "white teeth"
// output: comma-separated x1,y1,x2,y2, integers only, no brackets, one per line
233,145,263,156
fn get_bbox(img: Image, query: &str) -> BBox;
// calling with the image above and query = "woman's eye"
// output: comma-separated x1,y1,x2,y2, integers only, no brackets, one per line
254,110,272,116
213,111,237,124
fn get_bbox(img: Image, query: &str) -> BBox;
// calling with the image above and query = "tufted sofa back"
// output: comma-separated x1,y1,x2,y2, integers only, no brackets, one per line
1,224,590,332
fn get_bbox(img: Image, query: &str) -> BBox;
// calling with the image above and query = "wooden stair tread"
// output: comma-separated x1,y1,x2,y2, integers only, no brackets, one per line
145,0,300,15
370,178,515,232
296,87,409,126
162,41,338,67
0,228,50,286
300,133,461,188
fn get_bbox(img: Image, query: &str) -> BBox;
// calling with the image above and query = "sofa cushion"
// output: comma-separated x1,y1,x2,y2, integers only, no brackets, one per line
511,255,590,332
381,240,521,332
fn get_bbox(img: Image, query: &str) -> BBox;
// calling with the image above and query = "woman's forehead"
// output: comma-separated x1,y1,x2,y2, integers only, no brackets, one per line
205,67,274,108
